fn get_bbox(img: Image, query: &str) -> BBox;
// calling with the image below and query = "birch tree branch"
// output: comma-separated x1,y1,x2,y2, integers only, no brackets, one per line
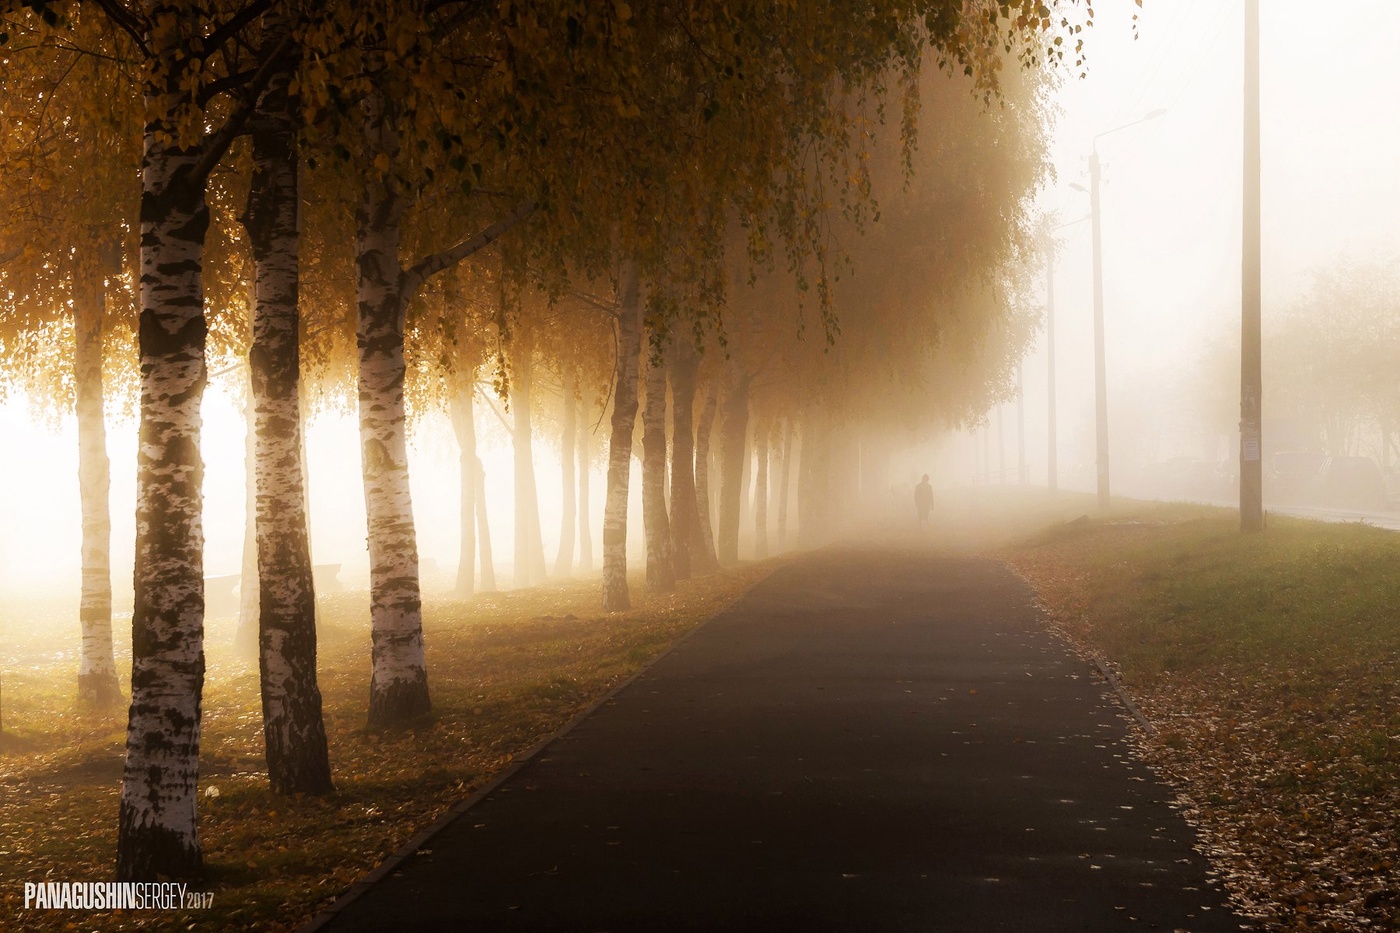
191,30,295,185
400,199,537,299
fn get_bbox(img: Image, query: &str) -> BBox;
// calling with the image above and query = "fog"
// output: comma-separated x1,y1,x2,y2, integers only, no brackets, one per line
0,389,605,600
3,1,1398,608
964,0,1400,501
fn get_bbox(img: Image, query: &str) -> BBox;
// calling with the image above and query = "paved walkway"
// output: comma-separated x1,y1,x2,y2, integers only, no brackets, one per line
312,550,1245,932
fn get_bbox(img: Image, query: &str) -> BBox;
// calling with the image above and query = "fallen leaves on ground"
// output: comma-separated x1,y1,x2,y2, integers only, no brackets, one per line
1009,508,1400,932
0,562,781,932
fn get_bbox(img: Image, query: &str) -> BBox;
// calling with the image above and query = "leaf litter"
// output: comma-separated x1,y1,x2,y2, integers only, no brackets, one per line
1009,508,1400,931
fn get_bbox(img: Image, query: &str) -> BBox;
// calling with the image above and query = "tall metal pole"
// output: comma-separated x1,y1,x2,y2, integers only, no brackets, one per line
1240,0,1263,531
1044,224,1058,494
1089,148,1110,509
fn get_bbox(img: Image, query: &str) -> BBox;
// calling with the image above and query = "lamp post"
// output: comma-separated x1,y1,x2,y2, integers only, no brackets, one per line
1042,212,1089,495
1082,109,1167,510
1240,0,1263,532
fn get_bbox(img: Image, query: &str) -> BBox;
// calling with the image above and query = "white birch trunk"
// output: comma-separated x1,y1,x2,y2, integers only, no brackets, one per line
246,43,333,794
666,341,700,581
692,383,720,573
356,89,430,727
511,349,547,587
450,379,477,597
554,365,576,577
74,249,121,710
776,418,793,551
475,454,497,592
577,403,593,572
235,390,259,655
641,335,674,590
717,376,751,565
602,262,641,611
117,65,210,882
798,412,832,547
754,423,769,559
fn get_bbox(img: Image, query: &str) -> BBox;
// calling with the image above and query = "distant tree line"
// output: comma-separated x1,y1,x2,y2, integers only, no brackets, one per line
1267,257,1400,466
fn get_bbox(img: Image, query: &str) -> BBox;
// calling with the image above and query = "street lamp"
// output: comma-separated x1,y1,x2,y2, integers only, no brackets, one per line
1083,108,1167,510
1042,211,1089,496
1240,0,1263,532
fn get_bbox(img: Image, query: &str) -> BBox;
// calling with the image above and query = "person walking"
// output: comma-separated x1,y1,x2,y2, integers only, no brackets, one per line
914,474,933,527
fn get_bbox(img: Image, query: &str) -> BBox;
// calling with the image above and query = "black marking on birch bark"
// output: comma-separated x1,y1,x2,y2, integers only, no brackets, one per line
137,313,208,361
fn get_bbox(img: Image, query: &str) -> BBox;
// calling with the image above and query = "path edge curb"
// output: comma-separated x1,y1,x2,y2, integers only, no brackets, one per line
1003,562,1156,735
297,564,784,933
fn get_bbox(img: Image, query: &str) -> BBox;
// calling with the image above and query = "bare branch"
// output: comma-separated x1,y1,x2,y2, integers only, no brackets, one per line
190,30,294,185
473,385,513,437
568,289,621,317
400,199,536,300
47,35,136,64
202,0,273,57
89,0,149,57
197,67,258,107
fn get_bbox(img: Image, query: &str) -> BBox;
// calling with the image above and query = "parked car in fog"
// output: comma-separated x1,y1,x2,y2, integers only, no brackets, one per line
1317,456,1388,511
1269,449,1326,505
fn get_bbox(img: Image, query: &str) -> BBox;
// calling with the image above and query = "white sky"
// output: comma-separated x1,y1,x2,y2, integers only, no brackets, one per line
985,0,1400,485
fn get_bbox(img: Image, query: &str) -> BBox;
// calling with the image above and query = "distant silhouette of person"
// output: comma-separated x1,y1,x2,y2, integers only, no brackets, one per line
914,474,933,527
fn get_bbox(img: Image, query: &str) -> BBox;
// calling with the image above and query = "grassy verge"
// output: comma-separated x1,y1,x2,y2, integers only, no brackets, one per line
1007,503,1400,931
0,561,782,931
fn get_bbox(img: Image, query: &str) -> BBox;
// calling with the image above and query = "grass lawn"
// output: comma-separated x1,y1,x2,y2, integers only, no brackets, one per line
1008,502,1400,932
0,561,781,931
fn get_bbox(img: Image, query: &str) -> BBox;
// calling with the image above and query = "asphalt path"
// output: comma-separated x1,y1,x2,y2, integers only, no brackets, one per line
310,549,1245,932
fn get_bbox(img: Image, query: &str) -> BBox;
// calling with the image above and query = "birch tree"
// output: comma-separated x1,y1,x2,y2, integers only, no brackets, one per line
1,0,303,881
0,11,138,711
554,362,577,577
641,329,674,590
508,337,547,588
123,5,287,882
717,370,752,565
243,12,332,796
323,3,544,726
667,338,705,580
692,380,721,571
601,262,641,610
753,422,770,559
576,389,594,572
73,243,124,707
